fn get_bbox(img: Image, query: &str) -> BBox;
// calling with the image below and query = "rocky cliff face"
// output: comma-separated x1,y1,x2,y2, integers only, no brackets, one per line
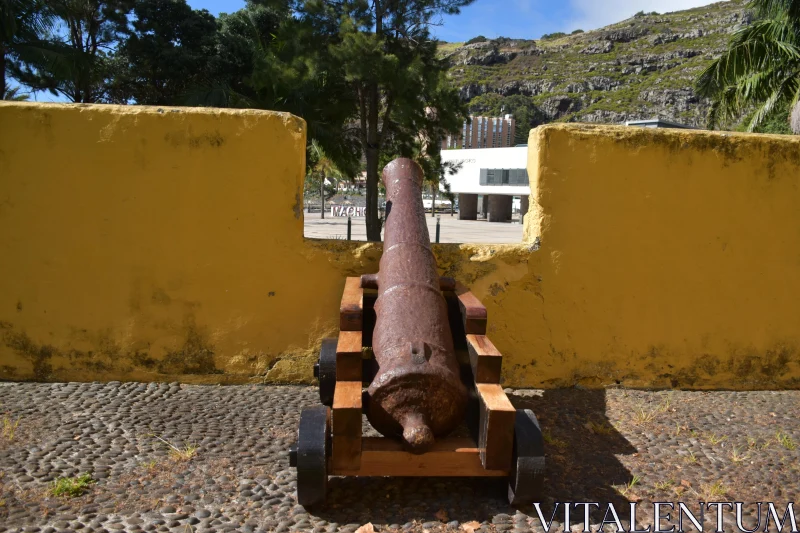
440,0,750,137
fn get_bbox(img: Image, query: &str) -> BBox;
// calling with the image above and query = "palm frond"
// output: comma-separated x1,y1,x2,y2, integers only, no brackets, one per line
748,0,800,20
746,75,794,130
697,18,800,97
697,0,800,131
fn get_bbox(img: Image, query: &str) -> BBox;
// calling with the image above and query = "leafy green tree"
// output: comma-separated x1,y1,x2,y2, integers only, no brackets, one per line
1,0,59,97
697,0,800,132
297,0,475,241
306,139,345,219
378,80,466,220
113,0,217,105
17,0,132,102
423,157,460,218
206,1,292,105
196,1,360,179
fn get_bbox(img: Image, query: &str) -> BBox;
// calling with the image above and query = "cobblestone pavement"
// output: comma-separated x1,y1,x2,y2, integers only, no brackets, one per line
0,383,798,533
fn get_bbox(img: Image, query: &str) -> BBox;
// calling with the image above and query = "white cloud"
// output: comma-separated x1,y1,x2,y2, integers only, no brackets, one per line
569,0,727,31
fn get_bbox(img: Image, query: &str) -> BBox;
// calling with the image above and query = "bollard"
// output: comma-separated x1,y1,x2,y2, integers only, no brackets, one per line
435,216,441,244
347,216,352,241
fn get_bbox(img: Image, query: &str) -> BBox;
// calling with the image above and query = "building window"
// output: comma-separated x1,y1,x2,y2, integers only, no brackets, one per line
479,168,529,186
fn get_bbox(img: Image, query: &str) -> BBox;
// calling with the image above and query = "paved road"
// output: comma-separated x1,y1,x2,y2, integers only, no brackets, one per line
304,216,524,244
0,383,798,532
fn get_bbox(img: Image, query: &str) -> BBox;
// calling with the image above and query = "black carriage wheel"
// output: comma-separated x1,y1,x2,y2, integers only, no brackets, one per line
508,409,546,506
317,338,338,407
296,405,330,507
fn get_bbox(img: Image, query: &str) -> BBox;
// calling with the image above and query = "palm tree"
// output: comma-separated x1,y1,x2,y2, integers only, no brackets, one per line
792,100,800,132
307,140,345,219
697,0,800,132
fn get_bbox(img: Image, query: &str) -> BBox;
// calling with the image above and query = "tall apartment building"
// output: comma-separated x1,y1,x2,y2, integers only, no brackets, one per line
441,114,516,150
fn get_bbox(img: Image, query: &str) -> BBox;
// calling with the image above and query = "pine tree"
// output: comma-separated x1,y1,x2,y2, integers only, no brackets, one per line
297,0,475,241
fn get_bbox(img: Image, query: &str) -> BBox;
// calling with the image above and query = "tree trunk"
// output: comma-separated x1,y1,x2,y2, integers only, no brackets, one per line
364,82,382,242
791,101,800,135
431,183,437,218
1,48,6,99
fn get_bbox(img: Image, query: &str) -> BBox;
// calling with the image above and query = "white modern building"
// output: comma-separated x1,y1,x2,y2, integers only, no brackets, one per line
440,146,530,222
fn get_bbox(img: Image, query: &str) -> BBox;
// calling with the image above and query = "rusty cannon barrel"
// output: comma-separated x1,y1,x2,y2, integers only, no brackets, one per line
366,158,467,454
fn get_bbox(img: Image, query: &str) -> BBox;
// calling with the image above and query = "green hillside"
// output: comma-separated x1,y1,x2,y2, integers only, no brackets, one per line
441,0,750,142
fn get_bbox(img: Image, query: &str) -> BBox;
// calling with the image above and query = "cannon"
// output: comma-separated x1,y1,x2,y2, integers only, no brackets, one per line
367,158,467,453
290,159,545,507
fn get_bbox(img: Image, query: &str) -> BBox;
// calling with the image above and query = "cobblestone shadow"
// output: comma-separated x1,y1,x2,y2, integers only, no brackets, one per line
509,389,636,516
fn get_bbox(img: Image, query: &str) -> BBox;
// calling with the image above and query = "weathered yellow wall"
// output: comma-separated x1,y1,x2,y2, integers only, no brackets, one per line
519,124,800,389
1,103,799,389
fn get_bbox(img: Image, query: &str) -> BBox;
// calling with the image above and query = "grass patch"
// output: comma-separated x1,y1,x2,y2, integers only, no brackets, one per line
685,450,698,464
152,435,198,461
654,479,674,492
700,480,727,500
617,474,641,499
730,447,749,464
748,436,771,450
50,473,94,498
776,431,796,450
631,395,672,426
585,419,614,435
2,415,20,441
542,429,567,450
170,443,198,461
705,432,728,446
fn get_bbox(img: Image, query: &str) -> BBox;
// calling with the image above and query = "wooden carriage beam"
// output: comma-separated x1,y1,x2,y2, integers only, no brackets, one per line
466,334,503,384
340,277,363,331
476,383,516,471
329,437,509,477
454,282,487,335
332,381,363,470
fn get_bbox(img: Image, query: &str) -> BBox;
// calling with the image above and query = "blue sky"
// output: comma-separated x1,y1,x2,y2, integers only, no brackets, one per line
188,0,725,42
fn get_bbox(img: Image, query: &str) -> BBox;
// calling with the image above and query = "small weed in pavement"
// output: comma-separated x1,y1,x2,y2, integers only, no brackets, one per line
654,479,675,492
1,415,20,441
617,474,641,498
776,431,796,450
152,435,198,461
50,474,95,498
700,480,727,500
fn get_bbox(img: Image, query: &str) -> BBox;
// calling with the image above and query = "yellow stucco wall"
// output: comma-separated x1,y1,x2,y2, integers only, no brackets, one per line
1,103,798,389
522,124,800,389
